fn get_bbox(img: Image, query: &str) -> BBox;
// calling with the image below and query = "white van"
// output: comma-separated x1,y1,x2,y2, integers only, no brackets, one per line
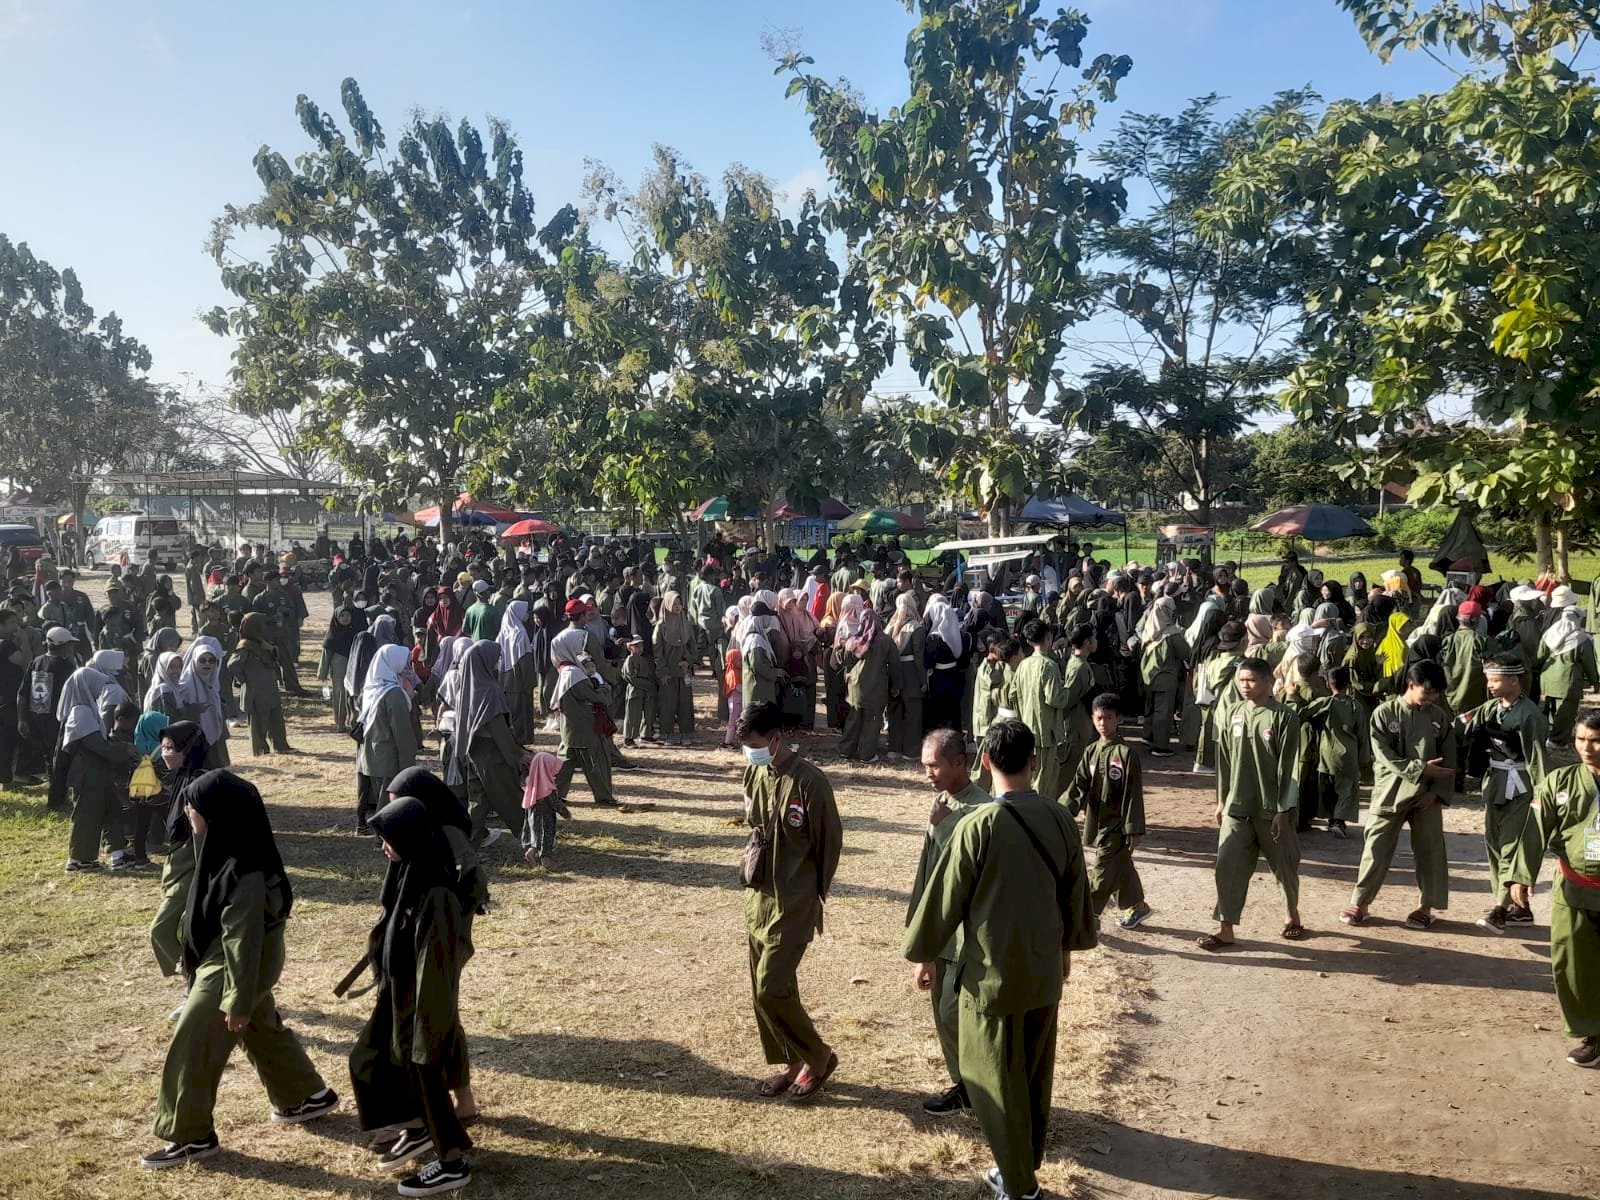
85,513,191,569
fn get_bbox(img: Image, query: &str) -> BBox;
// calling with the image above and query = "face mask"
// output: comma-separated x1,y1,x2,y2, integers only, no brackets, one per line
743,743,775,767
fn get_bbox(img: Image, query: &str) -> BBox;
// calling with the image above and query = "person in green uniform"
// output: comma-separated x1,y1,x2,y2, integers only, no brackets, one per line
548,629,617,808
833,594,895,764
1460,656,1548,933
227,613,291,756
907,727,993,1116
904,718,1096,1200
1342,660,1456,930
739,700,842,1102
447,641,531,842
620,636,659,746
1198,658,1304,950
140,770,337,1168
58,663,140,870
356,644,421,834
461,581,501,642
349,796,476,1196
149,723,211,981
1537,603,1599,748
1192,621,1247,777
885,592,927,761
1504,585,1545,698
1058,624,1099,780
1438,600,1489,715
654,591,696,746
1510,712,1600,1068
1317,666,1370,838
1064,693,1150,930
1137,596,1188,758
1012,620,1069,800
496,599,538,746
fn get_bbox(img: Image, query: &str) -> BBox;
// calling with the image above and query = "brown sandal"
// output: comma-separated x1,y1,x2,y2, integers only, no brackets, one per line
1404,908,1438,930
1339,907,1366,926
1281,922,1306,940
1195,934,1235,952
757,1068,797,1098
787,1051,838,1101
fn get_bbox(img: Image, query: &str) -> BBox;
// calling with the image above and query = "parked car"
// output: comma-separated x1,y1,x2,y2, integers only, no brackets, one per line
0,524,48,576
84,513,190,569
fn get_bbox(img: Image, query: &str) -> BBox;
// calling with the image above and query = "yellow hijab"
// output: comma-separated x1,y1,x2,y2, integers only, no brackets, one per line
1378,610,1410,676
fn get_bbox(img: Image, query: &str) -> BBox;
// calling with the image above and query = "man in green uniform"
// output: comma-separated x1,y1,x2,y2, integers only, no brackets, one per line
1198,658,1304,950
907,728,993,1116
904,718,1096,1200
462,580,502,641
739,701,842,1102
1511,712,1600,1067
1064,693,1150,930
1460,656,1548,933
1012,620,1069,801
1342,660,1456,930
1058,624,1099,779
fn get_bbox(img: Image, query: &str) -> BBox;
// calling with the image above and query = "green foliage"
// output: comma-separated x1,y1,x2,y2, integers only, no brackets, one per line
205,78,578,541
1234,424,1364,509
781,0,1130,530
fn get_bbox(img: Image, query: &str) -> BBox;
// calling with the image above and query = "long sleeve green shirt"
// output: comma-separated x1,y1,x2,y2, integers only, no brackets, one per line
906,780,992,963
1215,700,1301,818
1064,738,1145,845
1012,651,1067,749
1368,695,1456,814
1514,763,1600,913
743,755,842,939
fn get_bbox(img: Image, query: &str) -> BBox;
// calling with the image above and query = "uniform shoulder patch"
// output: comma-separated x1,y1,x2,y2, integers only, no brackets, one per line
785,800,806,829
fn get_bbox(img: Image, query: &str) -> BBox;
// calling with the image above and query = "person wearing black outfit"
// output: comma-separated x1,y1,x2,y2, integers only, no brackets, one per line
21,626,79,808
0,608,29,786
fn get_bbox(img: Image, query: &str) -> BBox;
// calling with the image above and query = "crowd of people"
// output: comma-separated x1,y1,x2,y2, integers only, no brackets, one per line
3,527,1598,1199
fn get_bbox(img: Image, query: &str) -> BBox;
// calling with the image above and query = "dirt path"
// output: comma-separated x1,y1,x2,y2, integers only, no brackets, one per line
1072,763,1594,1200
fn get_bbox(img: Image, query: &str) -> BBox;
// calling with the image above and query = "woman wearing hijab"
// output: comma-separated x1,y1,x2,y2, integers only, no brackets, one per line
59,664,140,871
411,588,441,662
884,591,924,759
140,770,336,1168
1193,621,1247,775
89,648,133,725
817,592,848,733
1342,622,1387,710
738,598,783,714
357,644,421,834
140,626,183,696
653,591,695,745
428,585,466,655
149,722,211,978
1137,595,1189,757
371,612,402,649
1537,603,1600,745
449,640,529,841
832,593,896,763
144,651,185,721
345,624,381,717
177,636,230,769
495,600,537,746
320,603,367,733
777,588,821,732
125,710,170,867
548,628,619,807
349,795,475,1192
922,592,969,734
226,612,290,756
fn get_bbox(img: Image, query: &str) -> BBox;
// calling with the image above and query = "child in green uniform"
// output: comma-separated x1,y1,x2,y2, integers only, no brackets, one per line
1536,605,1599,748
1343,661,1456,929
1012,621,1069,799
1064,694,1150,930
1460,656,1548,933
1198,658,1304,950
1191,621,1246,777
1137,596,1188,758
1282,652,1331,834
620,636,658,747
1058,625,1099,780
1510,712,1600,1067
1317,667,1370,838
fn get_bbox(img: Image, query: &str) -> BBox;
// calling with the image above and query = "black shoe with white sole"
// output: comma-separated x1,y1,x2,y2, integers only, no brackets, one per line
140,1133,220,1169
1568,1037,1600,1068
380,1127,435,1169
1505,902,1535,924
922,1083,971,1115
271,1086,339,1123
398,1157,471,1196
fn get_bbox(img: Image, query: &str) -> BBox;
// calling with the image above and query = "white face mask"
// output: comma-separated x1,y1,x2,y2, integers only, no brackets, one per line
743,743,775,767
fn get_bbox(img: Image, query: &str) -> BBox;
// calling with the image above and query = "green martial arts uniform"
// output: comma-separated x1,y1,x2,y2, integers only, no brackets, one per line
154,872,326,1143
1194,651,1244,771
887,625,927,759
1012,651,1069,800
1352,696,1455,911
65,729,138,864
970,657,1007,745
743,640,782,710
743,754,842,1068
1213,700,1301,925
1316,693,1369,823
1459,695,1547,899
226,637,288,755
1059,653,1098,779
837,632,894,761
1513,764,1600,1038
620,652,659,742
903,789,1097,1200
1064,738,1146,917
553,674,615,805
1140,633,1189,754
654,635,695,741
1439,626,1489,715
1538,638,1600,745
466,715,528,837
905,780,992,1088
150,839,195,977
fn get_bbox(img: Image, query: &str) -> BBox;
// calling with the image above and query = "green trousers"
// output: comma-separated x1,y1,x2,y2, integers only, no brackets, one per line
1484,797,1539,899
68,782,114,863
1089,833,1146,917
1351,798,1449,910
657,675,694,739
1551,901,1600,1039
960,999,1057,1199
150,841,195,977
624,684,657,741
1317,766,1361,823
1546,693,1582,745
1146,683,1178,753
840,699,885,760
1213,813,1300,925
931,958,961,1087
747,932,826,1068
153,929,325,1143
887,693,924,758
247,706,289,756
555,746,615,805
1030,744,1066,804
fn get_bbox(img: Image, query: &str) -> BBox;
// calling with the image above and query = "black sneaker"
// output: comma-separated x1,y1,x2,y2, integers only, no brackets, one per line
1329,819,1349,839
398,1158,471,1196
922,1083,970,1115
64,858,101,872
271,1087,339,1123
1568,1038,1600,1068
1506,903,1535,924
1149,748,1175,758
140,1133,220,1169
1476,906,1507,934
380,1126,434,1169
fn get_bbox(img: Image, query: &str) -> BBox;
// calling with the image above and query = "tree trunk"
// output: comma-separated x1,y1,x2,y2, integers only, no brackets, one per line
438,492,453,550
1533,507,1554,575
1555,524,1571,581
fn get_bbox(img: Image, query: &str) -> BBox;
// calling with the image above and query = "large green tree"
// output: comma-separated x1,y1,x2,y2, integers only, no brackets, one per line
205,78,577,545
1219,0,1600,573
782,0,1130,533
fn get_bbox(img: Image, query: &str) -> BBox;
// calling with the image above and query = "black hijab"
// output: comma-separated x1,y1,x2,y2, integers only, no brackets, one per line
181,770,289,977
323,603,366,657
387,766,471,836
161,721,211,845
367,797,458,987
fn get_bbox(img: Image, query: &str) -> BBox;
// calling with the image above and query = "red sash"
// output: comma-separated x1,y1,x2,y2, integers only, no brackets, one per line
1557,858,1600,889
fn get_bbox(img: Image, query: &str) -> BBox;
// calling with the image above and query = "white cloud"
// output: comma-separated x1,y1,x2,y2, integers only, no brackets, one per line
776,166,829,211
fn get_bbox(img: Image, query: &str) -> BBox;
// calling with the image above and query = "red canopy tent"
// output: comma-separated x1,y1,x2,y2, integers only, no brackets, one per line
412,492,520,526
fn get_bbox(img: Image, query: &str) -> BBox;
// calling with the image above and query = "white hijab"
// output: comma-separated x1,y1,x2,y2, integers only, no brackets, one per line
58,666,111,746
177,636,226,745
1542,606,1591,656
359,643,413,729
548,626,590,710
496,599,532,668
143,651,182,711
924,594,962,652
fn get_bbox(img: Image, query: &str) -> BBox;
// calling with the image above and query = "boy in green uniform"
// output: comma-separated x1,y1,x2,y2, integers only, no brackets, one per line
1012,620,1069,800
1058,625,1099,779
1536,602,1599,748
907,728,993,1117
904,719,1096,1200
1317,666,1370,839
1064,694,1150,930
1342,661,1456,930
1510,712,1600,1067
619,635,658,747
739,701,842,1102
1461,656,1548,933
1198,658,1304,950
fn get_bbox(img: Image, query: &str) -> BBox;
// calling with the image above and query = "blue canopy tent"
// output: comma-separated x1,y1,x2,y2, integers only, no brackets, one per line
1018,493,1130,565
423,509,498,529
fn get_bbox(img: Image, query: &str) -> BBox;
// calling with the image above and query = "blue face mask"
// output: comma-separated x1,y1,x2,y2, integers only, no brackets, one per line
743,743,775,767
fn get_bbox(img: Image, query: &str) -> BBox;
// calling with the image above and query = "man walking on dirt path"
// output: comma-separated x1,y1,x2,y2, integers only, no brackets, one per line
1198,658,1304,950
904,718,1097,1200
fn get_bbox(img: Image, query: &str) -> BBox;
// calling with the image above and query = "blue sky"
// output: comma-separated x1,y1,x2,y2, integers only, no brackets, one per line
0,0,1452,396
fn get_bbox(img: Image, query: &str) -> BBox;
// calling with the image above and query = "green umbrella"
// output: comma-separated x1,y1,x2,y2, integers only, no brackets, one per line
690,496,729,522
837,507,908,533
